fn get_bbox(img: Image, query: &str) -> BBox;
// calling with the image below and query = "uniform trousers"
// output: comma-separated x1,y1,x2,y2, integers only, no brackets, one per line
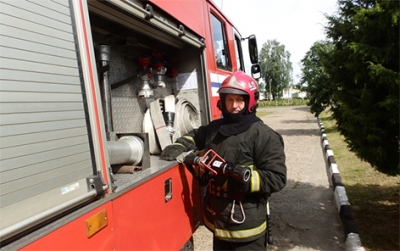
212,233,267,251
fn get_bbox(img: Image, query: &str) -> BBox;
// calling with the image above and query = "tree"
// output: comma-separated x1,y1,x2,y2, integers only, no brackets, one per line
259,40,293,100
323,0,399,175
257,79,266,97
299,41,334,115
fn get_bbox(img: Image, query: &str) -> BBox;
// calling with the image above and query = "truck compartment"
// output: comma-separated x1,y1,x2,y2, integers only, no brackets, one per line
0,0,207,246
87,1,208,190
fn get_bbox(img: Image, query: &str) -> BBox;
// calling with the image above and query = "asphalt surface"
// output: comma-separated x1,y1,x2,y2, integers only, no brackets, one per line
193,106,345,250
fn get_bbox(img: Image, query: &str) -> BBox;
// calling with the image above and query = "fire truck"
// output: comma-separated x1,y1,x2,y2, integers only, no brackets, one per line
0,0,260,250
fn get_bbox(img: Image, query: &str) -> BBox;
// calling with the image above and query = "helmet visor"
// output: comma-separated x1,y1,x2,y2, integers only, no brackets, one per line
218,88,248,95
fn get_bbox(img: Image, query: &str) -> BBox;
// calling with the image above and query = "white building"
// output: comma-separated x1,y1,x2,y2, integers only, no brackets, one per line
282,88,307,99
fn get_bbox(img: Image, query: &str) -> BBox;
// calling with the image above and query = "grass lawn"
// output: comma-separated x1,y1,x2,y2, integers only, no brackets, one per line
320,111,400,251
256,110,273,117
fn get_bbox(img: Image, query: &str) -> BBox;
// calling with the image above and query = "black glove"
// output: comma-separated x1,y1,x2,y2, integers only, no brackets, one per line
160,143,185,161
235,180,251,194
227,178,251,201
228,174,251,194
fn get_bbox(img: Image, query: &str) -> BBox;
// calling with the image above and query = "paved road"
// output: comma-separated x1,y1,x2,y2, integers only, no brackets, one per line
193,106,344,250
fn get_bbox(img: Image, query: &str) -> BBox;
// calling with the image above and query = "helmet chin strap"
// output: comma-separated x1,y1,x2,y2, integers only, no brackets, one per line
250,103,258,113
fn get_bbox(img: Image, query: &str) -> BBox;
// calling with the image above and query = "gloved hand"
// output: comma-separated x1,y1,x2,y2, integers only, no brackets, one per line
227,178,251,201
160,143,185,161
235,180,251,194
228,176,251,194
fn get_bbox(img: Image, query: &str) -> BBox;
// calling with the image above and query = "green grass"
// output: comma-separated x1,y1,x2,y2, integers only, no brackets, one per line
256,99,308,117
320,111,400,251
258,98,309,107
256,110,273,117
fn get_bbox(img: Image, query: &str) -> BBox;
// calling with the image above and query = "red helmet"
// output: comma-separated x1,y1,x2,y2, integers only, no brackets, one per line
218,71,259,113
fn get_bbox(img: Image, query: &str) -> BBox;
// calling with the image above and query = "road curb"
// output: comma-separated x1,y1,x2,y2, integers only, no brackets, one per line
317,117,365,251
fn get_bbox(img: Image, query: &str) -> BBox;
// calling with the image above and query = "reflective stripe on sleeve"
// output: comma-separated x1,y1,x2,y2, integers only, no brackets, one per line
183,135,195,143
250,169,261,192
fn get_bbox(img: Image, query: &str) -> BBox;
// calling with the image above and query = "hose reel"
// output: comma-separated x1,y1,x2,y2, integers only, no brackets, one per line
143,95,200,154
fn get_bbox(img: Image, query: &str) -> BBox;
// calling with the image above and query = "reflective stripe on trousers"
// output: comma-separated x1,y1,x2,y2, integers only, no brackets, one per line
203,215,267,240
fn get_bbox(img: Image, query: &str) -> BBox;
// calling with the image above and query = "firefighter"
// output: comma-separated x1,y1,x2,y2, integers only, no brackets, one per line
160,71,286,250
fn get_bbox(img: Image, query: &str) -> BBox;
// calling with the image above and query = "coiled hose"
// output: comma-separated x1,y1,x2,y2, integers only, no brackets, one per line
143,96,200,154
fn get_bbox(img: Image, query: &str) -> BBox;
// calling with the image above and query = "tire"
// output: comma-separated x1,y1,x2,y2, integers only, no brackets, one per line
180,237,194,251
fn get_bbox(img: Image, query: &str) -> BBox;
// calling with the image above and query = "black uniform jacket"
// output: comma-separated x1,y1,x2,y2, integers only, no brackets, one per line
186,118,286,242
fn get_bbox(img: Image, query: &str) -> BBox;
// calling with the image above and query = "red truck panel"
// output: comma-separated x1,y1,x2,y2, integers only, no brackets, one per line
20,164,200,250
20,203,116,250
113,164,200,250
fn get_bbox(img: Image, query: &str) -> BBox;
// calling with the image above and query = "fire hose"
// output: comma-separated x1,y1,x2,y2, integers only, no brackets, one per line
143,95,199,154
173,98,200,141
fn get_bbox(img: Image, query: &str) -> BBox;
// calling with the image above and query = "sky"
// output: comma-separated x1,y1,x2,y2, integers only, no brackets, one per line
213,0,339,84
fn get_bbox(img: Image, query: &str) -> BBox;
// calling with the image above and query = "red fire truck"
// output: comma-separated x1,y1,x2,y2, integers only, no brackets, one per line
0,0,260,249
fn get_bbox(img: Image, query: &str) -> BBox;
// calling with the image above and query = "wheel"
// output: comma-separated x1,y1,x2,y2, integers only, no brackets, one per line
180,237,194,251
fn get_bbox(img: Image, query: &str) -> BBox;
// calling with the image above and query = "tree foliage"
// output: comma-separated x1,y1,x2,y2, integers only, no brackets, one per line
310,0,399,175
299,41,334,115
259,40,293,100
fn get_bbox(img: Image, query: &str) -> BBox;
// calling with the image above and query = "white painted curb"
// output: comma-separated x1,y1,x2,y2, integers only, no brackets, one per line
317,117,365,251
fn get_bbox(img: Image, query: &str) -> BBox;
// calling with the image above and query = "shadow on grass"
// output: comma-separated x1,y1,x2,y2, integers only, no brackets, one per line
344,183,400,250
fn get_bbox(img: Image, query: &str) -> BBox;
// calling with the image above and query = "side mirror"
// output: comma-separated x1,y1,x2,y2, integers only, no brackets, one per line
251,64,261,80
248,35,258,64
